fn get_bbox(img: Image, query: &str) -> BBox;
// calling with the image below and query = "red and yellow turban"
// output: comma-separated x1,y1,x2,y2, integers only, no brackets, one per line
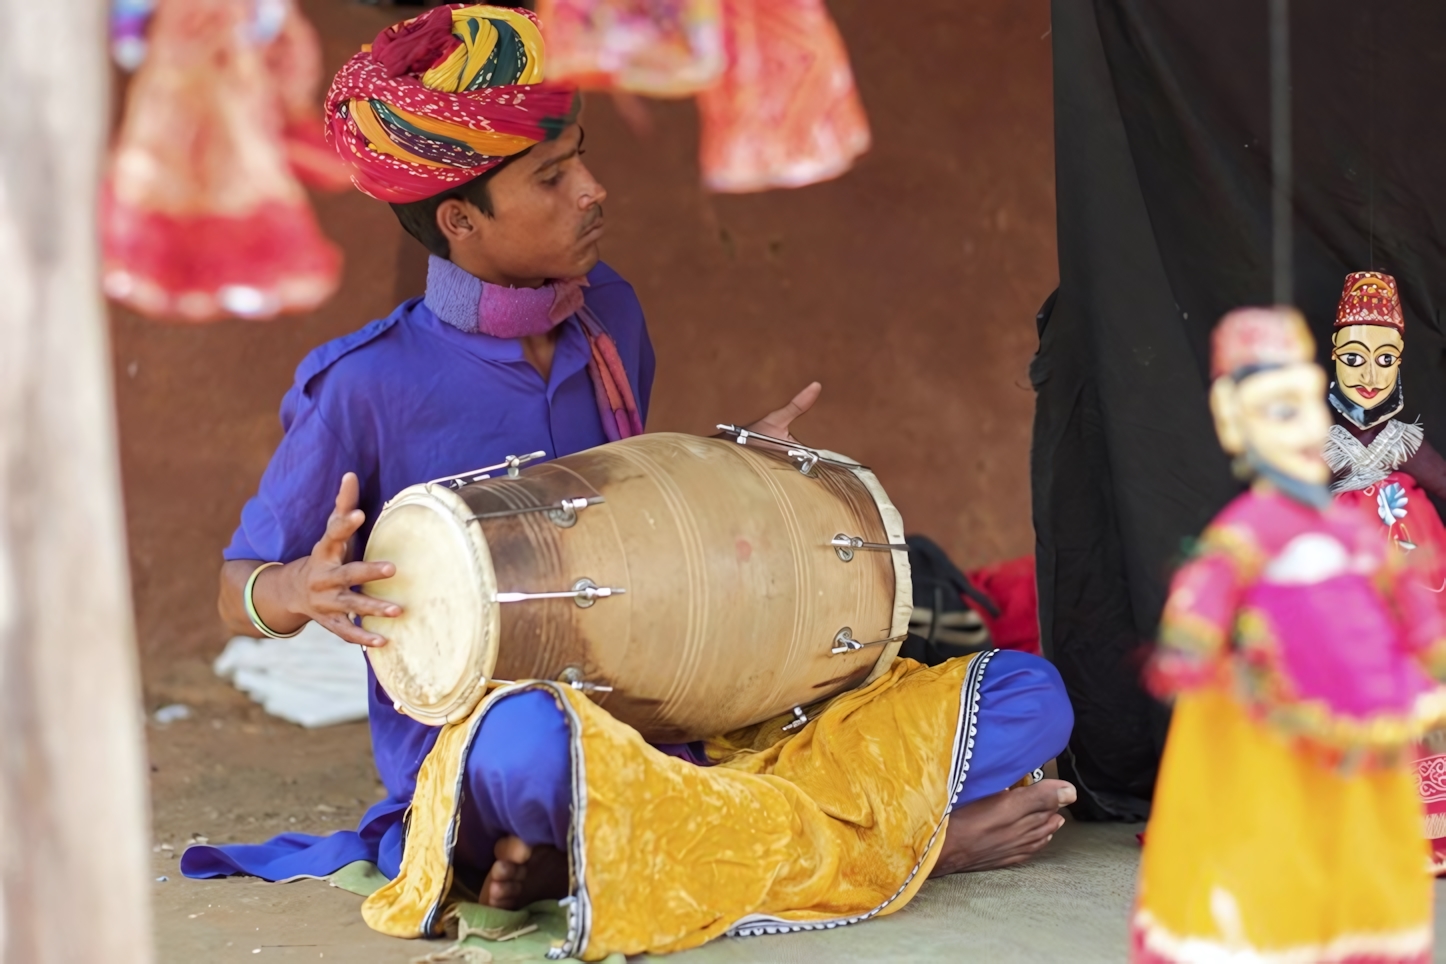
326,4,579,203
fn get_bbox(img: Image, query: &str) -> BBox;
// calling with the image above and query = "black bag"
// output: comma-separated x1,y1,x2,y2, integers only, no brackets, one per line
898,535,999,666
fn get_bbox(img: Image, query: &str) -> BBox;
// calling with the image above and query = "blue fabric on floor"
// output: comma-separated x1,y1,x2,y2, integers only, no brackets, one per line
182,652,1074,883
181,666,427,882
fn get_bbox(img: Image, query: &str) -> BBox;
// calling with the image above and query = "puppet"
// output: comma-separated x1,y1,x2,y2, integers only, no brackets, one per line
1132,306,1446,964
1323,271,1446,871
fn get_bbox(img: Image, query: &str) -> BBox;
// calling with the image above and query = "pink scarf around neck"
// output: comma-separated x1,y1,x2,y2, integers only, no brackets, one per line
425,255,643,441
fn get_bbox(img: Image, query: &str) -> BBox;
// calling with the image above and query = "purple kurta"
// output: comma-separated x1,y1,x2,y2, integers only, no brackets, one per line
185,261,654,882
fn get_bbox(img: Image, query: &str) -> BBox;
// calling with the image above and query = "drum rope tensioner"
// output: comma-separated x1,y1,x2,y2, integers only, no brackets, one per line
829,533,909,562
715,425,866,477
425,450,549,490
496,577,626,608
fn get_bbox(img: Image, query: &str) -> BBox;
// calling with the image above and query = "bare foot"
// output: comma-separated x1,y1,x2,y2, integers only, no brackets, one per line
929,779,1076,875
480,836,570,909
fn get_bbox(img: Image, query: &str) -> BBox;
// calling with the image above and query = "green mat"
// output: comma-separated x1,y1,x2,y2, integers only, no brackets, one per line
325,862,623,963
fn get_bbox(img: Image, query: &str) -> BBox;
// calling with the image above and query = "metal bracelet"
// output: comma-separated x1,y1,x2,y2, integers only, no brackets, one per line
715,425,864,476
830,627,907,656
469,496,603,528
495,578,626,608
427,451,547,490
243,561,303,640
782,706,811,731
830,533,910,562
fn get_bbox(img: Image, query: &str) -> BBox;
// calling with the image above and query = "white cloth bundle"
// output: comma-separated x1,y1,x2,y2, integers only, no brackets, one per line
214,621,370,728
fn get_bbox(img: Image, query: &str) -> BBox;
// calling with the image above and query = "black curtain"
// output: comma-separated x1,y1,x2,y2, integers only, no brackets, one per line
1038,0,1446,818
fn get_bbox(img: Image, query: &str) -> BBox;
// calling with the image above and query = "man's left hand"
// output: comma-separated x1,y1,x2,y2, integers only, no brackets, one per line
744,382,822,443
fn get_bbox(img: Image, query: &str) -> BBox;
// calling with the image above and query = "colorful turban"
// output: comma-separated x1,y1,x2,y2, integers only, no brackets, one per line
1210,306,1315,380
1335,270,1404,332
326,4,579,203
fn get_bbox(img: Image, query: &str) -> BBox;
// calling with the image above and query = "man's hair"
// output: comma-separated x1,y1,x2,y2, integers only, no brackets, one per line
389,154,522,259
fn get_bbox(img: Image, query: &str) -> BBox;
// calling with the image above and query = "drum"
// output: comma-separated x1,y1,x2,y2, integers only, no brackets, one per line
359,431,911,742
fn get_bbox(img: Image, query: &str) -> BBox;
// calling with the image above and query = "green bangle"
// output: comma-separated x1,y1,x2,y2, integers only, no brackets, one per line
244,562,303,639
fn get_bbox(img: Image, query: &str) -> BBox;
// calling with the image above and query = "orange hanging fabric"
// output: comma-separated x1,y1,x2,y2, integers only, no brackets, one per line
102,0,343,322
696,0,871,192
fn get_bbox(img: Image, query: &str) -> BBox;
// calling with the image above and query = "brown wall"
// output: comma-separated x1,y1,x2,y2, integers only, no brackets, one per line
114,0,1058,677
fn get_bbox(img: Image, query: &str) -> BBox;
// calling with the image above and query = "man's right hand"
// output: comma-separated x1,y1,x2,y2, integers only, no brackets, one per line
218,473,402,648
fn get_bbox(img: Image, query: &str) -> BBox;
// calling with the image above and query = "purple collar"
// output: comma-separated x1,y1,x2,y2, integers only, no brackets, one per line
424,255,586,339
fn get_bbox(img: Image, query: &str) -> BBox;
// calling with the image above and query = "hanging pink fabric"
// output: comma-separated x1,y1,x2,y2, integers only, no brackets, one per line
696,0,871,192
265,0,354,193
536,0,871,192
101,0,344,323
537,0,725,97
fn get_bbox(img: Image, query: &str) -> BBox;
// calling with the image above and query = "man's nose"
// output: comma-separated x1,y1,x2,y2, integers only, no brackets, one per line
578,170,608,209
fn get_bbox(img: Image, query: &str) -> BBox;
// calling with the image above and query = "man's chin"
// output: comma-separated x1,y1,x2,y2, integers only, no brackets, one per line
571,244,602,277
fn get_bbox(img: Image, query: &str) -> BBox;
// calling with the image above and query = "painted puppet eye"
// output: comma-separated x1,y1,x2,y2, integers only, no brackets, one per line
1337,352,1366,367
1263,402,1299,420
1375,353,1398,368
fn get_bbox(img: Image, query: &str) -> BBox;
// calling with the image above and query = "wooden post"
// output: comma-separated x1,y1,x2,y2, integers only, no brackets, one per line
0,0,153,960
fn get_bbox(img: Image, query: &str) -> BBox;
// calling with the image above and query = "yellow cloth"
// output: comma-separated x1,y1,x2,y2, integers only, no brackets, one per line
421,6,545,92
362,654,989,959
1134,688,1433,963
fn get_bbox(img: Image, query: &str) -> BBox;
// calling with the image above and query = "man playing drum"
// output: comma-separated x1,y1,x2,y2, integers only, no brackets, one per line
184,6,1076,957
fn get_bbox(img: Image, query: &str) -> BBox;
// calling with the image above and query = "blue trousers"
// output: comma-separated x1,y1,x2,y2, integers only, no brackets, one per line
450,650,1073,884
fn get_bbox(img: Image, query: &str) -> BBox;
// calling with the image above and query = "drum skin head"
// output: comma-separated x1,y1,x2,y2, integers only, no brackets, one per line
360,484,499,726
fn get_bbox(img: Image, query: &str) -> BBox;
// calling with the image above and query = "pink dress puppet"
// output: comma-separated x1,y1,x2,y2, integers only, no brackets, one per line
1323,271,1446,871
102,0,343,322
1134,308,1446,964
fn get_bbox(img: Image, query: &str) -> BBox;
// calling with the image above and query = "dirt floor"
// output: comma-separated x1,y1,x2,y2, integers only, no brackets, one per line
147,658,408,961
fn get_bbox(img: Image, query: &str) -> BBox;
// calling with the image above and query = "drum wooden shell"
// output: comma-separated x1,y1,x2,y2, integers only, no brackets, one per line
361,433,908,742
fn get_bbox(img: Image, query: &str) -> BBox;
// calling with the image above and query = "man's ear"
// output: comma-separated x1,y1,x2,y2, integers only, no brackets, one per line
435,198,481,247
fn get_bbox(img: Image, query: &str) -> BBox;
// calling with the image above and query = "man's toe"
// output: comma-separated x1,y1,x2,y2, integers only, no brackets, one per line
494,836,533,864
488,859,522,882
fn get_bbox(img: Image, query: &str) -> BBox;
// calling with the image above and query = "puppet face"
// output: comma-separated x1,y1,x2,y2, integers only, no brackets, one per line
1332,324,1403,411
1210,362,1330,486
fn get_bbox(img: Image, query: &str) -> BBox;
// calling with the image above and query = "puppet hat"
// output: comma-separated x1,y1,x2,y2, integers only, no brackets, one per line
1211,306,1315,380
1335,271,1404,332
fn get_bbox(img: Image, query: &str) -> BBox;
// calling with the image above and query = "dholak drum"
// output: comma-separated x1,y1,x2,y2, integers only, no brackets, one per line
359,431,911,742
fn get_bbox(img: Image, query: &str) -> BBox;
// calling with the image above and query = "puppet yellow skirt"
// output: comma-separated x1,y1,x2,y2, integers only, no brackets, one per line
359,654,994,960
1133,688,1432,964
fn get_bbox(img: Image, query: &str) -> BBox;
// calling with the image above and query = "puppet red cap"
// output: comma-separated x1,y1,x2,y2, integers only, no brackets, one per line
1210,306,1315,380
1335,271,1404,332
